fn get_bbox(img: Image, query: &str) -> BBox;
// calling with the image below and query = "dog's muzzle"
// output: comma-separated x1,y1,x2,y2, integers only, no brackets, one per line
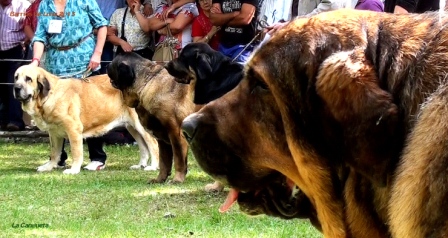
13,84,32,102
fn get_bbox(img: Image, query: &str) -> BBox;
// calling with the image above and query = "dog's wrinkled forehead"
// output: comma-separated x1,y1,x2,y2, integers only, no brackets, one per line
14,65,40,83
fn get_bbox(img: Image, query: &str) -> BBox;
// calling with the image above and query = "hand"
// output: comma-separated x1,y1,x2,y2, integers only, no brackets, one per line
265,21,289,35
88,50,102,71
210,6,222,14
107,27,117,36
130,0,141,13
211,26,220,34
143,3,153,16
162,5,175,20
119,41,133,52
30,59,39,67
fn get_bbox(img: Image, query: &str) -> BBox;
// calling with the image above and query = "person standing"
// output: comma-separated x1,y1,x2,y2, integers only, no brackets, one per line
209,0,259,64
0,0,30,131
108,0,155,59
30,0,109,171
192,0,221,50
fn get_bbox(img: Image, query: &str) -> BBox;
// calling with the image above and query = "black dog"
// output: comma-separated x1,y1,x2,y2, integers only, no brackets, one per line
165,43,243,104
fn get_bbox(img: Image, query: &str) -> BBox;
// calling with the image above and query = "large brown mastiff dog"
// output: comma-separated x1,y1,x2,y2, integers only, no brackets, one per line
107,52,195,183
180,9,448,238
13,65,159,174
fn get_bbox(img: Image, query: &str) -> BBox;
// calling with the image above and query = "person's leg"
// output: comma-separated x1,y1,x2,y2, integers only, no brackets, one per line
5,45,25,131
84,136,107,170
83,70,107,170
0,50,8,129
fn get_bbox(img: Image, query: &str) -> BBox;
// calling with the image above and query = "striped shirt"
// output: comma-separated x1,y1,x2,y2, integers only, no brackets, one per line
0,0,30,51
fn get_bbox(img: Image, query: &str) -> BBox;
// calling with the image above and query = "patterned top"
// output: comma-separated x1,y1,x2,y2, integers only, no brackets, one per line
32,0,108,78
153,1,198,50
24,0,42,33
0,0,30,51
191,9,220,50
109,7,152,52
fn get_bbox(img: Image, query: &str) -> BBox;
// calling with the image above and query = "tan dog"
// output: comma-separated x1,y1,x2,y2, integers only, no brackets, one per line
13,65,159,174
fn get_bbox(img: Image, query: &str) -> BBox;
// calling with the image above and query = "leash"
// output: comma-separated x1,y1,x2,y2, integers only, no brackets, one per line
231,19,269,62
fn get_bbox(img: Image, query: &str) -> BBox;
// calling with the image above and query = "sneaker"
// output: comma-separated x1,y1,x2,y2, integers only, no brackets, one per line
83,161,106,171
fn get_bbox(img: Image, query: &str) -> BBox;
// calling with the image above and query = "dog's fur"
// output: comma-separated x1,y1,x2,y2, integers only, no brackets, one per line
250,9,448,238
13,65,159,174
107,52,195,183
179,9,448,238
165,42,244,192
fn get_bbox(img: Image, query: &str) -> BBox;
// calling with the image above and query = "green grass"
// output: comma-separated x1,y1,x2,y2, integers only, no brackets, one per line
0,142,322,238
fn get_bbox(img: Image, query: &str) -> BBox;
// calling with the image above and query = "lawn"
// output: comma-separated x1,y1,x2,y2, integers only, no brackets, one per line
0,142,322,238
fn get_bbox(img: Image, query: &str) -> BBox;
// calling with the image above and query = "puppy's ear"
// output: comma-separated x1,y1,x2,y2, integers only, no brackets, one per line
37,71,51,98
165,59,189,80
116,62,136,89
316,49,398,186
196,53,213,80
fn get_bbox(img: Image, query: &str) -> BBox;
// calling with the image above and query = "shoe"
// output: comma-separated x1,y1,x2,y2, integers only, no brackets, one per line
83,161,106,171
6,123,22,131
41,161,66,169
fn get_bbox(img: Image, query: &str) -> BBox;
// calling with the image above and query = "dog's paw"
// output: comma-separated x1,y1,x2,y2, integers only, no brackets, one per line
143,165,158,171
37,162,55,172
130,164,145,170
205,181,224,192
63,168,81,174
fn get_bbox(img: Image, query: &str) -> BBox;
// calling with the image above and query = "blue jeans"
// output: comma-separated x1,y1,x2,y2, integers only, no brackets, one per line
218,44,254,64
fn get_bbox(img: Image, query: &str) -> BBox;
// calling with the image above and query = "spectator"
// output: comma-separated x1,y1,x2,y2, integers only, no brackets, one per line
95,0,126,74
133,0,198,54
0,0,30,131
209,0,259,64
355,0,384,11
30,0,109,171
191,0,221,50
384,0,439,13
108,0,155,59
96,0,154,73
23,0,41,57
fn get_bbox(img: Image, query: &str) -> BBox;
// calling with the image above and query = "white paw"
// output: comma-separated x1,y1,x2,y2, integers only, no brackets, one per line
63,168,80,174
37,162,54,172
144,165,158,171
130,164,145,170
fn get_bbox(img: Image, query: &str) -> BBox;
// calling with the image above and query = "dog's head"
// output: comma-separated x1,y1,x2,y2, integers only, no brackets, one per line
165,43,244,104
13,65,51,104
107,52,147,108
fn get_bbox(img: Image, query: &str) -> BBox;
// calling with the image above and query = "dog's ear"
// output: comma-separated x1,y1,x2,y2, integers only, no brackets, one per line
316,49,399,186
165,59,190,81
196,53,213,80
113,62,135,89
37,71,51,98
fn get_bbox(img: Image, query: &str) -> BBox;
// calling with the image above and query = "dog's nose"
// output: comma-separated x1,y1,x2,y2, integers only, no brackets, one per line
181,116,199,143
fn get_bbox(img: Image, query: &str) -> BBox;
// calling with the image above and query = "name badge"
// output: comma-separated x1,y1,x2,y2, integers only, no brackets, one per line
48,19,63,34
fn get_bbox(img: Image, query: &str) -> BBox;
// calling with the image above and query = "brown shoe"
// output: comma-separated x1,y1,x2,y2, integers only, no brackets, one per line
6,123,21,131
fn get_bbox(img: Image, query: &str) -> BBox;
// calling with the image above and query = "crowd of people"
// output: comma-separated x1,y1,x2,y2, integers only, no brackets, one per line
0,0,441,169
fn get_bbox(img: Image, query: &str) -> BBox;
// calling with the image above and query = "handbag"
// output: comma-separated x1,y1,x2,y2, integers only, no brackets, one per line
152,24,178,62
115,8,128,56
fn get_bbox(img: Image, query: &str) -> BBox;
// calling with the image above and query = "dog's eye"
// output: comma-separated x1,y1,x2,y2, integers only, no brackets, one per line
250,79,269,95
25,76,32,82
